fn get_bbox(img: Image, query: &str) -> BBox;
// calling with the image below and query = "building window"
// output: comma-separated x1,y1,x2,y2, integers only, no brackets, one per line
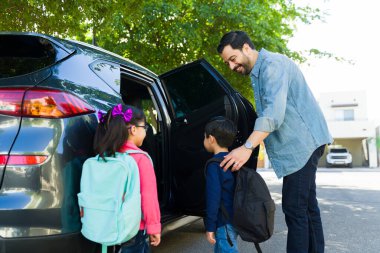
335,109,354,121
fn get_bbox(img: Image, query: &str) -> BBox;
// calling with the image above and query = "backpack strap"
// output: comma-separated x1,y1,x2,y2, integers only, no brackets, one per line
220,203,235,248
224,225,234,247
206,160,266,253
205,157,233,223
124,150,153,165
220,203,231,221
223,206,263,253
204,157,224,178
101,244,107,253
254,242,263,253
205,156,232,223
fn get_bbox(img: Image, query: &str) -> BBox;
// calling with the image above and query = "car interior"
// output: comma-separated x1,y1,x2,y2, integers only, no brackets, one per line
120,76,163,200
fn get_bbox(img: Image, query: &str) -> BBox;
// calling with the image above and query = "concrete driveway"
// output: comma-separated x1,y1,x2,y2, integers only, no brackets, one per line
152,168,380,253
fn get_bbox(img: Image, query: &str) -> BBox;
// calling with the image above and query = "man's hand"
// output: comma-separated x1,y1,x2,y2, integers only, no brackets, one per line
220,145,252,171
149,234,161,246
206,232,216,245
221,130,269,171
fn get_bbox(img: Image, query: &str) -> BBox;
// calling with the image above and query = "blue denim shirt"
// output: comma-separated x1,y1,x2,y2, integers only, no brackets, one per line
250,49,332,178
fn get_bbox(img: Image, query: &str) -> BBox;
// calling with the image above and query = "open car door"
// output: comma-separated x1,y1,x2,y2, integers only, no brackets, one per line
159,59,258,216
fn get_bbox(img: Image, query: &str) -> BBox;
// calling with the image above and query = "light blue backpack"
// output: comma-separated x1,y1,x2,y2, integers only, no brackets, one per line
78,151,149,253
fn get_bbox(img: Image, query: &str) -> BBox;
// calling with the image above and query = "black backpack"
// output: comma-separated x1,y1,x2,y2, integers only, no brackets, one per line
205,158,276,253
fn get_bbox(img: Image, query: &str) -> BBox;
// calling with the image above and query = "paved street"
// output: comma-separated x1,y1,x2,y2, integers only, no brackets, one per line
152,168,380,253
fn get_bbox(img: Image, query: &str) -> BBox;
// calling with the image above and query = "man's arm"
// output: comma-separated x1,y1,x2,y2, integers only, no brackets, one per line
220,130,269,171
221,59,289,171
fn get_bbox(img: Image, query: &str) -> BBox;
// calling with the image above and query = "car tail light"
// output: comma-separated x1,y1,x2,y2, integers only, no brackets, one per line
0,155,48,166
0,88,24,116
0,87,95,118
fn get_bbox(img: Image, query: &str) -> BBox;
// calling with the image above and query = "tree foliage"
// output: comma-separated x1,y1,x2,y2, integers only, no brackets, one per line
1,0,322,100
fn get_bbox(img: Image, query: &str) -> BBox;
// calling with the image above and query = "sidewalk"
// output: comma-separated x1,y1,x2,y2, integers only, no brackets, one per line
153,168,380,253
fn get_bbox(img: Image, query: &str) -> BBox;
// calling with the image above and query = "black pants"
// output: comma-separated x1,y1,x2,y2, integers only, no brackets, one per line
282,145,325,253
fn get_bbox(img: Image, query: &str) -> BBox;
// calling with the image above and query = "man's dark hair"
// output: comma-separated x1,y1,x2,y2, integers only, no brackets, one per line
205,116,237,148
217,31,255,54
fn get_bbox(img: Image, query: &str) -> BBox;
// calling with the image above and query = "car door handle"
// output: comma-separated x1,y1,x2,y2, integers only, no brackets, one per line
176,118,188,126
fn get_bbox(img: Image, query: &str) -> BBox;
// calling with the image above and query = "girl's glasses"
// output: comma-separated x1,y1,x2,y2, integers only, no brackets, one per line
135,125,149,131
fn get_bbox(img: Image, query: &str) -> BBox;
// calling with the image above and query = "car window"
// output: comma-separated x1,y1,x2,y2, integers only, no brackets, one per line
330,148,348,153
90,60,121,93
163,64,227,118
0,35,64,78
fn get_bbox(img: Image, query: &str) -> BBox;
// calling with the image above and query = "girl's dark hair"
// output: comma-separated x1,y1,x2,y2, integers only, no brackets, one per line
93,104,145,160
217,30,255,54
205,116,237,148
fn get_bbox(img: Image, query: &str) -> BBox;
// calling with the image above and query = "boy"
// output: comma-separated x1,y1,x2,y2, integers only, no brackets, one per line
204,117,239,253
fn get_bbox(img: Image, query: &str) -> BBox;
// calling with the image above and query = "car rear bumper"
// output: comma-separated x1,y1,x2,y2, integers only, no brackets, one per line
328,161,351,165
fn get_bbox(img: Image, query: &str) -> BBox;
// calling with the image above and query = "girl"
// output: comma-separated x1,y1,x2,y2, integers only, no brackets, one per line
94,104,161,253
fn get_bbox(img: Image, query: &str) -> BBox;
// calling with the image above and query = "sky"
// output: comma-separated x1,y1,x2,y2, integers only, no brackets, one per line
288,0,380,123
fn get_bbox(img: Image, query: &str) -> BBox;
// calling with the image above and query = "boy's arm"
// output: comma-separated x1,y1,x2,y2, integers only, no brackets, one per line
206,231,216,245
205,162,222,233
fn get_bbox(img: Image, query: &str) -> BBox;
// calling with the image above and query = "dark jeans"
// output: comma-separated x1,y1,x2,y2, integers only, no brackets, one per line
282,145,325,253
118,230,150,253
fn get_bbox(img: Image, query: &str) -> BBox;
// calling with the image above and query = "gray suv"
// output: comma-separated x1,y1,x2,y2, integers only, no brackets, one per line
0,32,259,253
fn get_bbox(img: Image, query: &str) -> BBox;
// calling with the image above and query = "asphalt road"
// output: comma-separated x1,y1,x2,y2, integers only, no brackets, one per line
152,168,380,253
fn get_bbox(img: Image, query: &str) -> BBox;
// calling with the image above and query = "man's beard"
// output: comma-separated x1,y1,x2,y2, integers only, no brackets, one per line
233,64,251,75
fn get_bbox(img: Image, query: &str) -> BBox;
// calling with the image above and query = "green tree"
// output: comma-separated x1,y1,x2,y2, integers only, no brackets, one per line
0,0,322,101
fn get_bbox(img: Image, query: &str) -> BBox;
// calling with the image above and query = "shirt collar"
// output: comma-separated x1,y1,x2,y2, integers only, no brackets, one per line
119,140,140,152
250,48,267,78
213,151,229,158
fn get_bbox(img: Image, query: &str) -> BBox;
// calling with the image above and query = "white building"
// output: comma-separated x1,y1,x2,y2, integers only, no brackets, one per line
318,91,377,167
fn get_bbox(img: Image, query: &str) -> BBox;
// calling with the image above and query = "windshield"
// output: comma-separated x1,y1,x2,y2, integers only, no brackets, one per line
330,148,348,153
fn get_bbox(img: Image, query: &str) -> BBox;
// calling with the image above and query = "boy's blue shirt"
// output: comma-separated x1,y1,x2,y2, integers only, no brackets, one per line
205,152,235,232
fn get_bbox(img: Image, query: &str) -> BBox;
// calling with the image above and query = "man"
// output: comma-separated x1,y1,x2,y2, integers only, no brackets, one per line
217,31,332,253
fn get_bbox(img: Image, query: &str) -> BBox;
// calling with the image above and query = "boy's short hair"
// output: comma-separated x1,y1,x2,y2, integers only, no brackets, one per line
205,116,237,148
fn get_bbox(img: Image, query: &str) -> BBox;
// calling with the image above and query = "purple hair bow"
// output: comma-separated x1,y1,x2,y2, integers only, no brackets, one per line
112,104,133,123
97,110,106,123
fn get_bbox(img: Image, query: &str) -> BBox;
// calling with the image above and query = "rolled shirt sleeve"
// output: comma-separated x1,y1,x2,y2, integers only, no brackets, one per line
253,59,289,133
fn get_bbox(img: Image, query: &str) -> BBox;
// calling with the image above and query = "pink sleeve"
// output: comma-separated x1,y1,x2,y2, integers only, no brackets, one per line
135,155,161,234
